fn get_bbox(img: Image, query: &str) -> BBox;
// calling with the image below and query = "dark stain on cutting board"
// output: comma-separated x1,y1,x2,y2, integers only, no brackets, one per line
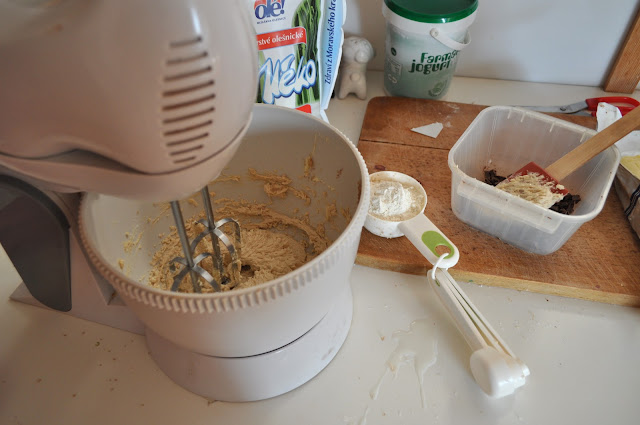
356,97,640,307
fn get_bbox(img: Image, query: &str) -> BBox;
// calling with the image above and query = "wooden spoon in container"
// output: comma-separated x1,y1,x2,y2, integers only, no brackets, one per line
497,105,640,206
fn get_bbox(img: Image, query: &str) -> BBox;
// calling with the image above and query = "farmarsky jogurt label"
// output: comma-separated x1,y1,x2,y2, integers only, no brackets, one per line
409,51,458,75
384,21,466,99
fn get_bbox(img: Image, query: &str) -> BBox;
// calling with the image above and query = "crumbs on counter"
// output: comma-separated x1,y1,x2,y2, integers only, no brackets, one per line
484,169,580,215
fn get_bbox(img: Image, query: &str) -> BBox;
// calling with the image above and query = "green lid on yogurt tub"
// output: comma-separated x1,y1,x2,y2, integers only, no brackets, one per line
384,0,478,24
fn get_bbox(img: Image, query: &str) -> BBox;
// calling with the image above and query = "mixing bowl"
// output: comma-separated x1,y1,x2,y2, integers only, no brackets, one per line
78,104,370,358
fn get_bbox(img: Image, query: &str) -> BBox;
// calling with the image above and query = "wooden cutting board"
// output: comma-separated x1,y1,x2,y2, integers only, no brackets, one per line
356,96,640,307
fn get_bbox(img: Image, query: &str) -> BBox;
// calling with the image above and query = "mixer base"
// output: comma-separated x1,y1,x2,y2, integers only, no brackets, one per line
145,285,353,402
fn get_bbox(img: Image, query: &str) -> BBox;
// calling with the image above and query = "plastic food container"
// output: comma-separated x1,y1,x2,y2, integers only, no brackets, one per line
382,0,478,99
448,106,621,255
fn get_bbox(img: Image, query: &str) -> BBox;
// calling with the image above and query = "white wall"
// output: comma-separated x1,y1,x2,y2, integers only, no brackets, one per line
344,0,640,87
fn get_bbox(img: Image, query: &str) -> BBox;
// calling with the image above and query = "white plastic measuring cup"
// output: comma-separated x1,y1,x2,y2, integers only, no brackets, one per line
364,171,459,269
364,171,529,397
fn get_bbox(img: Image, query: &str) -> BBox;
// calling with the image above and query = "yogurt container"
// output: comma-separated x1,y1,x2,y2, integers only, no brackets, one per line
382,0,478,99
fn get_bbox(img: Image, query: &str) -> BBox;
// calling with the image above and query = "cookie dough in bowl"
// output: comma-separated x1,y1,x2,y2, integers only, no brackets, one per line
79,104,370,358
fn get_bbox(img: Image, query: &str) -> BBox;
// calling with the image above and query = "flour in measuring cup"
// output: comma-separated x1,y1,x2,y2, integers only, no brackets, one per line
369,178,424,222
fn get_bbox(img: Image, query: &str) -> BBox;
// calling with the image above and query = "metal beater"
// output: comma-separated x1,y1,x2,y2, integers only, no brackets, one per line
169,187,241,293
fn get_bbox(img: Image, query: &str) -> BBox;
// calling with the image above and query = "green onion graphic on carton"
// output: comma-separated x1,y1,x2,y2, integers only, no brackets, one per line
292,0,320,107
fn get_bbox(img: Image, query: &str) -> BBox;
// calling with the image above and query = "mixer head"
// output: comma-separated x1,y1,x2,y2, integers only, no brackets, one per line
0,0,258,201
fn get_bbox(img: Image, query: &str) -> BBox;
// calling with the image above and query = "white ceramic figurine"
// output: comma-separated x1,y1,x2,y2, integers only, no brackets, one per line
336,36,375,100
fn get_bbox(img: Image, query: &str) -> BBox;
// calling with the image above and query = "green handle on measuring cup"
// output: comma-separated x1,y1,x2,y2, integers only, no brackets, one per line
398,213,460,269
422,230,456,259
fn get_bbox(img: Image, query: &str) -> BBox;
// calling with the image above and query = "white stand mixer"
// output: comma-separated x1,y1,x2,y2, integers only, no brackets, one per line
0,0,367,402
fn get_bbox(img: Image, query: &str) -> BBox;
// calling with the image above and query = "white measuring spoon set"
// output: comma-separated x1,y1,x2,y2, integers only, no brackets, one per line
365,171,529,398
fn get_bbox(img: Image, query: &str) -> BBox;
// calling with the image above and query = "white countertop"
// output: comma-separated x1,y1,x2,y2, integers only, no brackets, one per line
2,73,640,425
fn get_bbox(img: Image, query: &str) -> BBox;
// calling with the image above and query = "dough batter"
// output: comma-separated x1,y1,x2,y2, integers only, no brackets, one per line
146,189,331,293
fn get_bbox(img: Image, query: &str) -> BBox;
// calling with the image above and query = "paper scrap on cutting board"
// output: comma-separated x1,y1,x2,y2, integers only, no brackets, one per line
411,122,443,139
